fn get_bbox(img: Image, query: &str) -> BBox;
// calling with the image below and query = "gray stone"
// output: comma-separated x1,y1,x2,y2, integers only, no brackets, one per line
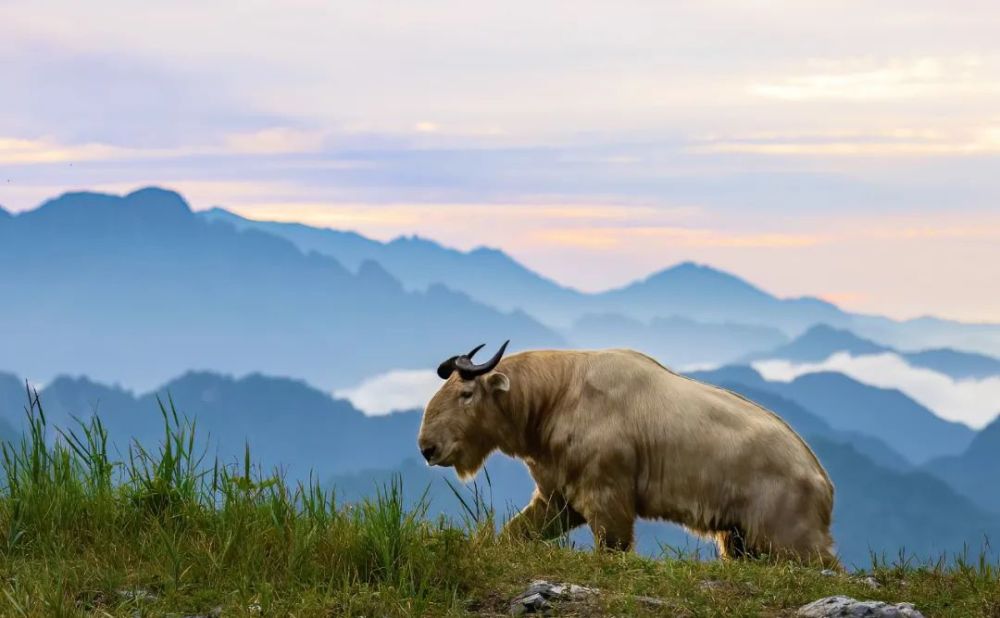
182,607,223,618
633,595,669,608
509,580,599,615
857,576,882,589
117,588,158,603
797,595,924,617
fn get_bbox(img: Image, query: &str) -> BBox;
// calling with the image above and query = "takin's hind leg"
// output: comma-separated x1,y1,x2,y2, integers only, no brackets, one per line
715,525,761,561
750,519,840,569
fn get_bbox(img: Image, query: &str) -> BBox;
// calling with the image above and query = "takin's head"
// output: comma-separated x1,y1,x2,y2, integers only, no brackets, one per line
417,341,511,480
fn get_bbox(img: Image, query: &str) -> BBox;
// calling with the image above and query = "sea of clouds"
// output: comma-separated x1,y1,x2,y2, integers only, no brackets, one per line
335,352,1000,430
753,352,1000,429
333,369,440,416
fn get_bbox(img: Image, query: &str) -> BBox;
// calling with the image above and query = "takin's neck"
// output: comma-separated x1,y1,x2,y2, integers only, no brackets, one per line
491,351,580,460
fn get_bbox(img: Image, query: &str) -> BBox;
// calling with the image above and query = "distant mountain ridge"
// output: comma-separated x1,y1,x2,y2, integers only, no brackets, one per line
200,204,1000,358
0,188,563,390
201,207,586,325
748,325,1000,379
925,416,1000,513
0,369,422,480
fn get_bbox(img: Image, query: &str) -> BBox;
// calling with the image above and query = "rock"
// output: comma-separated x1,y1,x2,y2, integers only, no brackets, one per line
509,579,678,615
820,569,838,577
181,607,223,618
857,576,882,589
797,595,924,617
117,588,158,603
509,580,599,615
633,595,669,608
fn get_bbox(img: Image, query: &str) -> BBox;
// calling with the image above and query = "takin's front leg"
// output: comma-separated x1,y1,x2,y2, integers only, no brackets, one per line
576,484,636,551
501,487,586,542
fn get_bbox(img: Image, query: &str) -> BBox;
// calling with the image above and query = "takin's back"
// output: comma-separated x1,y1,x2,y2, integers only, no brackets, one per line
566,349,832,509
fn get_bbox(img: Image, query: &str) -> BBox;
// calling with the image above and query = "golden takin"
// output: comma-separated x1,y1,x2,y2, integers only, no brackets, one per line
418,341,838,566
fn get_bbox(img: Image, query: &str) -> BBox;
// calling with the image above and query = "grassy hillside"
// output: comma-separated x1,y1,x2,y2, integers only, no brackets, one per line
0,394,997,616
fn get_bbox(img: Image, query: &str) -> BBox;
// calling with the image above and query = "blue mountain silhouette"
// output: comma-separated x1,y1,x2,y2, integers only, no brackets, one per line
925,416,1000,513
748,324,1000,379
0,188,563,390
201,205,1000,358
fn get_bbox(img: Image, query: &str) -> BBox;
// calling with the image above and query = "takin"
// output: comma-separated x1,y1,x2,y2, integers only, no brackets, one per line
417,341,839,567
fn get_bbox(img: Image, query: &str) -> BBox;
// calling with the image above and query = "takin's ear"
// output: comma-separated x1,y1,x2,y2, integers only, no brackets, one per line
485,371,510,394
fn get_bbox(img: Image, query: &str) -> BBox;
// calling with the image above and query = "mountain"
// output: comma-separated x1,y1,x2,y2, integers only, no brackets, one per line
0,373,24,443
201,206,1000,358
925,416,1000,513
592,262,849,333
1,370,424,480
200,207,588,328
748,325,1000,379
568,313,788,369
903,348,1000,380
746,324,890,361
199,210,845,333
690,367,975,465
0,189,563,391
811,438,1000,567
849,314,1000,363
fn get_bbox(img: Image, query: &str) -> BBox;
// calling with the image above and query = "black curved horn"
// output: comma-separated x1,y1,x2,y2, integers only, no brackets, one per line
436,355,459,380
454,340,509,380
465,343,485,359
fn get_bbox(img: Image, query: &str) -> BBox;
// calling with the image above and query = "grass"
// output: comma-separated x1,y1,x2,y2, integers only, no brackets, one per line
0,388,997,616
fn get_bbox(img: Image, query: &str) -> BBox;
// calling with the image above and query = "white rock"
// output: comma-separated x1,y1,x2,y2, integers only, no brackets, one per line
509,580,599,615
797,595,924,617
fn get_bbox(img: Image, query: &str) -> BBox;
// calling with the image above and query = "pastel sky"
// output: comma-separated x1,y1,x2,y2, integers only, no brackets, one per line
2,1,999,322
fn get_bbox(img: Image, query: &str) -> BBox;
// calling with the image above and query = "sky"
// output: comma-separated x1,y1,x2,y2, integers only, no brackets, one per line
2,1,1000,322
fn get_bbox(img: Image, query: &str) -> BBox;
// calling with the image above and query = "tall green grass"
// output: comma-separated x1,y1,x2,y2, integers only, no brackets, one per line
0,386,474,615
0,386,997,616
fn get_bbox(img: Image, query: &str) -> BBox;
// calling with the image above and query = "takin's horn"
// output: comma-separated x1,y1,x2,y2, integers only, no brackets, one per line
436,355,460,380
454,340,509,380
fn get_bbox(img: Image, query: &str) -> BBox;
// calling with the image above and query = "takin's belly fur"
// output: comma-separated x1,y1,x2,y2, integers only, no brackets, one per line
633,469,838,566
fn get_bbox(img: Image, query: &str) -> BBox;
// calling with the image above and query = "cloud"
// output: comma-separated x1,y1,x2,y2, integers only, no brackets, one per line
753,352,1000,429
0,137,132,164
530,226,821,250
0,128,332,166
693,126,1000,156
222,128,328,155
749,56,1000,101
334,369,439,416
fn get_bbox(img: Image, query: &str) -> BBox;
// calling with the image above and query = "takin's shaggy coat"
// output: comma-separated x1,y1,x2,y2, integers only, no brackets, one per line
418,347,838,566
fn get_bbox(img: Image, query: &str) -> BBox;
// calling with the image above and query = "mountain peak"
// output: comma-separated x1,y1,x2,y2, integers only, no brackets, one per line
27,187,192,226
794,324,887,352
124,187,192,215
645,261,766,292
612,261,774,307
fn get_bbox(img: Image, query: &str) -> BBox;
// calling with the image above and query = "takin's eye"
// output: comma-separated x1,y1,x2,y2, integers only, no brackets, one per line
459,390,474,403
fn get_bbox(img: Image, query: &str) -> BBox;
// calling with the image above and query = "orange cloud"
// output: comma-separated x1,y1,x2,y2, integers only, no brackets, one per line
531,226,822,250
749,56,999,101
692,125,1000,157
